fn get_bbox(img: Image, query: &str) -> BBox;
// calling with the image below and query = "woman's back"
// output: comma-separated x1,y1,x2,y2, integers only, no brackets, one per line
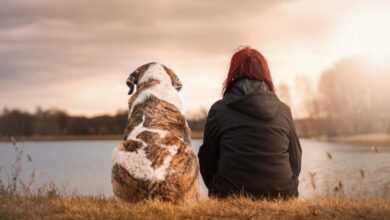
198,79,301,199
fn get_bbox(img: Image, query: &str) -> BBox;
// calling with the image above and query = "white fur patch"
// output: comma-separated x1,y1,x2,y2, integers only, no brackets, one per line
112,115,178,181
128,63,183,117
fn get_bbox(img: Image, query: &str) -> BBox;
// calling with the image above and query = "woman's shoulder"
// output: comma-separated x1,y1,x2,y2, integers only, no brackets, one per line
205,100,228,121
278,101,294,122
209,99,227,112
279,102,291,113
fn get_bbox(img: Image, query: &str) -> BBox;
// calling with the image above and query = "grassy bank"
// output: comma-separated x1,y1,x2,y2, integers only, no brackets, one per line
1,195,389,220
315,133,390,146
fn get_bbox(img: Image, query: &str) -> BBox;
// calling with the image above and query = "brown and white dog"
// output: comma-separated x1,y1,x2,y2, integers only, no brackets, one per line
111,62,199,203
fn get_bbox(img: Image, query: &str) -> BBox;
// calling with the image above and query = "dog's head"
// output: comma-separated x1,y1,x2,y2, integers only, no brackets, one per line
126,62,182,95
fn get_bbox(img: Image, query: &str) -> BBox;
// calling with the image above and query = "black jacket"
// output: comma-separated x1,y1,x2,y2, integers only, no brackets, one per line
198,79,302,199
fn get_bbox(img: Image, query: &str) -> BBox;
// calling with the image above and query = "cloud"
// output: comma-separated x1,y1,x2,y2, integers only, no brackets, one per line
0,0,389,116
0,0,290,113
0,0,288,79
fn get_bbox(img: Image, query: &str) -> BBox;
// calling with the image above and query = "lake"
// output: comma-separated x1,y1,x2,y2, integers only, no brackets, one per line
0,139,389,199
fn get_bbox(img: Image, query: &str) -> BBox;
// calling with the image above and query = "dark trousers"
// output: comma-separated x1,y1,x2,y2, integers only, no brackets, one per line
208,177,299,200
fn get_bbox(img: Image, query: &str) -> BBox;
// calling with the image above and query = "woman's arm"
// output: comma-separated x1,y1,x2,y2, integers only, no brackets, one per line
287,111,302,179
198,107,221,188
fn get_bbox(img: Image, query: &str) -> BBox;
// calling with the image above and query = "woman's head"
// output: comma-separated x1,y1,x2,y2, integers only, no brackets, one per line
222,46,274,95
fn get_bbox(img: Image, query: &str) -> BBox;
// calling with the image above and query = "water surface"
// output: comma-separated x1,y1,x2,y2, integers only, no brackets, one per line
0,139,389,198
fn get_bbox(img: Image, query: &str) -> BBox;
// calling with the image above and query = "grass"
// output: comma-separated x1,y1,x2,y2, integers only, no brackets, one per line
1,194,389,220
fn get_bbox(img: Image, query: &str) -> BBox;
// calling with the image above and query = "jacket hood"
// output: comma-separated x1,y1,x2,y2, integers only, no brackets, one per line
223,79,280,119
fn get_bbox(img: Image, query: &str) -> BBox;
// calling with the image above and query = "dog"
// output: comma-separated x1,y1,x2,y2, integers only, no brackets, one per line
111,62,199,203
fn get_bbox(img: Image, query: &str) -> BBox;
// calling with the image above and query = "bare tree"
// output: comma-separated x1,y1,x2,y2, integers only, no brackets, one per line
277,82,292,107
317,56,390,135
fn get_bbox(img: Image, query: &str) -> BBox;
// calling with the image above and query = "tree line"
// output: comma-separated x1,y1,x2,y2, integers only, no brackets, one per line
293,56,390,137
0,108,127,137
0,108,206,138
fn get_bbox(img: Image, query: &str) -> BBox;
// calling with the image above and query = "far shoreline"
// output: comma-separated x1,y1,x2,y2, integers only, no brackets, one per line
309,133,390,147
0,131,205,142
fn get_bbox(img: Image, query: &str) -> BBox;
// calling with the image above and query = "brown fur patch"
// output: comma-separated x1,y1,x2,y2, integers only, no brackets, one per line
136,131,161,144
134,95,187,137
112,164,160,202
144,144,170,168
124,95,188,141
160,152,199,203
111,164,138,201
137,79,160,91
162,65,181,90
160,134,186,153
123,114,142,140
136,62,155,79
122,139,143,152
123,79,160,140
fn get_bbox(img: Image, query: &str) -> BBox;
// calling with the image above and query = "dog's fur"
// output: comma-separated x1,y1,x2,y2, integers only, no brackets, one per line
111,62,199,203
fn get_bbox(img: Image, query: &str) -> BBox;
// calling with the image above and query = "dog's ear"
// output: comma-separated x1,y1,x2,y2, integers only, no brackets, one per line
163,65,182,91
126,71,138,95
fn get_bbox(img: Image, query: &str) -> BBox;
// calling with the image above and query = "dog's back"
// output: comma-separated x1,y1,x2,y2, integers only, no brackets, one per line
112,63,198,203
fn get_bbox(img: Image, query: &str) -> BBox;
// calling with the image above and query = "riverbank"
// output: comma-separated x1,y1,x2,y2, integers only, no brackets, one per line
315,133,390,146
0,135,122,142
1,195,389,219
0,132,204,142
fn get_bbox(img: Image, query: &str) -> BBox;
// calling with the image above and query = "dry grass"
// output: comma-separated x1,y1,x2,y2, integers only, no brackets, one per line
1,194,389,220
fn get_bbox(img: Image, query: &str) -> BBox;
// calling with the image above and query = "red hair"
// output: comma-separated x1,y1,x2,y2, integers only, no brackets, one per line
222,46,274,95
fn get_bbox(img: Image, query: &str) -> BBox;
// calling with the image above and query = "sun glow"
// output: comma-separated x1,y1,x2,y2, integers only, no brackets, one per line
333,6,390,63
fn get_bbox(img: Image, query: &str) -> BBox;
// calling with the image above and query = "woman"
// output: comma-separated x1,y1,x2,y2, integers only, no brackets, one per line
198,47,302,199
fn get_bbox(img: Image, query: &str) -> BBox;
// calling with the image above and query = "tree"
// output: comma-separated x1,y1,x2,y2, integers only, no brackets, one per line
277,82,292,107
317,56,390,135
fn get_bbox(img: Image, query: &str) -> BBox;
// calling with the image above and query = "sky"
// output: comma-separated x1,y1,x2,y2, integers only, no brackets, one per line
0,0,389,117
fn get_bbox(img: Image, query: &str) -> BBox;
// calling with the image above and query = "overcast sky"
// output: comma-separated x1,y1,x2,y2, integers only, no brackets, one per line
1,0,389,116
